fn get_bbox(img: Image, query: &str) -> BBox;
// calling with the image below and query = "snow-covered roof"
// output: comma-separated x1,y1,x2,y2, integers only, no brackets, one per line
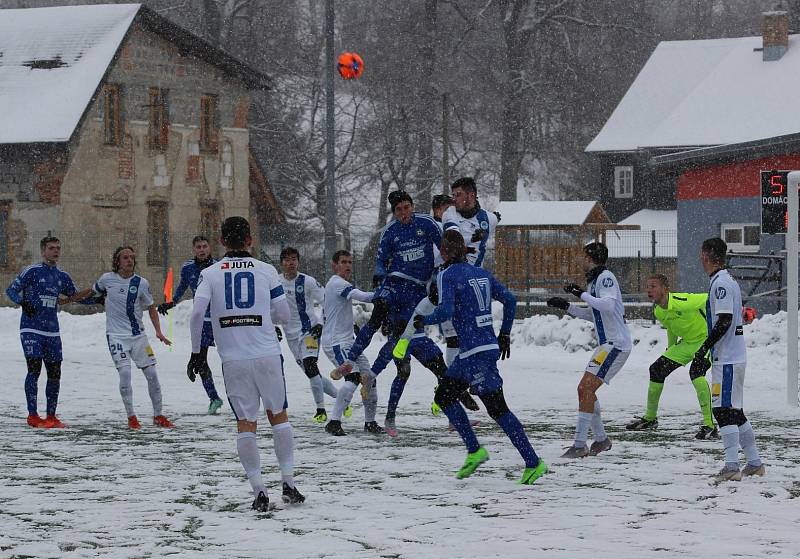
607,210,677,258
618,209,677,230
586,35,800,152
496,201,605,226
0,4,140,144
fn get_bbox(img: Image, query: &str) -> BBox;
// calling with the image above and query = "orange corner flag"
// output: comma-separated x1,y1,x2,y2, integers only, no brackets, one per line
164,267,174,304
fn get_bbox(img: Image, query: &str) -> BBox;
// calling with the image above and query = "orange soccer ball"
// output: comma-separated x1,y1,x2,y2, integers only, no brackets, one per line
337,52,364,80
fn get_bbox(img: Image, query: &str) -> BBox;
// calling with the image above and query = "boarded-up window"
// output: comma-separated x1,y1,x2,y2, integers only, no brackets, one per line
200,202,220,248
199,95,218,152
103,84,122,146
0,202,9,267
146,201,168,267
148,87,169,150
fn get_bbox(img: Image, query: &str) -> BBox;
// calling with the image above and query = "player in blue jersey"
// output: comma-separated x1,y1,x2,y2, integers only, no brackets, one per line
416,230,546,484
157,236,224,414
6,236,92,428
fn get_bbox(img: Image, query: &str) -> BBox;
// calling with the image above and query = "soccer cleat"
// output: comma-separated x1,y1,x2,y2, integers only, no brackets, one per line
153,415,175,428
384,418,398,438
364,421,385,434
520,460,548,485
26,414,45,428
252,491,270,512
560,445,590,459
742,463,766,477
456,446,489,479
325,420,347,436
282,482,305,504
208,398,224,415
626,416,658,430
714,466,742,482
313,409,328,423
589,437,612,456
42,415,66,429
392,338,410,360
127,415,141,430
343,405,353,419
459,391,480,412
695,425,719,440
330,362,353,380
431,401,441,416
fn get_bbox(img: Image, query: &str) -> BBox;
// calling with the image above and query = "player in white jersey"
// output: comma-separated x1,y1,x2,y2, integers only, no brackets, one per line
547,242,631,458
441,177,499,268
278,247,338,423
92,247,174,430
320,250,382,436
697,238,764,482
188,217,304,512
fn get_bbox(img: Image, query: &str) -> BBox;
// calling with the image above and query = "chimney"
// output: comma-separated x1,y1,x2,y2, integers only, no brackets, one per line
763,10,789,61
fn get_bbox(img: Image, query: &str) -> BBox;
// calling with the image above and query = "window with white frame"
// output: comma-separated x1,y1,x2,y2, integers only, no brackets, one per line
614,166,633,198
721,223,760,253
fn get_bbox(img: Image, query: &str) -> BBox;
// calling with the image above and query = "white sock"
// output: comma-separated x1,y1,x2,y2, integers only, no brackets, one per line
332,381,357,420
322,376,338,398
592,401,607,442
738,421,762,466
574,411,593,447
116,362,135,417
141,365,163,416
309,375,325,407
237,432,265,497
272,422,295,487
720,424,740,469
363,380,378,422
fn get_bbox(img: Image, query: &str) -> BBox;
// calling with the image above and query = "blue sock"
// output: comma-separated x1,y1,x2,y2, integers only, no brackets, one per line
201,375,220,401
497,412,540,468
386,375,408,421
25,373,39,416
45,378,60,416
442,403,480,453
347,322,378,362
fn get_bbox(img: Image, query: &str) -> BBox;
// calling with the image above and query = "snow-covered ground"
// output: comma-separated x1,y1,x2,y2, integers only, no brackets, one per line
1,303,799,559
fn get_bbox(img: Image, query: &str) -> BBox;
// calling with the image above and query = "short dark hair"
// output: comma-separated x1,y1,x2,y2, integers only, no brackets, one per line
40,236,59,251
388,190,413,212
332,249,351,263
648,273,670,289
112,246,136,273
192,235,209,245
280,247,300,261
221,216,250,249
583,241,608,265
450,177,476,193
441,229,467,262
432,194,453,210
701,237,727,265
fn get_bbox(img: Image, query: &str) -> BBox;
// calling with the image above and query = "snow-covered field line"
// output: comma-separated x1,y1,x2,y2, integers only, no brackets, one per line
1,306,798,559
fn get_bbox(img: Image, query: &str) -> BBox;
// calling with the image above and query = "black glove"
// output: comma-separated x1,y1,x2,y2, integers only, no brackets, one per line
547,297,570,311
564,283,584,298
372,275,384,289
157,301,176,316
689,347,711,378
380,319,390,337
498,332,511,360
471,229,486,243
94,294,106,306
493,211,501,223
413,314,425,331
21,301,37,317
354,323,361,336
187,352,205,383
309,324,323,339
275,327,283,342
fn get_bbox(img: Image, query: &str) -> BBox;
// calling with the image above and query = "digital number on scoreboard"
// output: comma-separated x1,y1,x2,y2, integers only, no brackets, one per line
761,170,796,234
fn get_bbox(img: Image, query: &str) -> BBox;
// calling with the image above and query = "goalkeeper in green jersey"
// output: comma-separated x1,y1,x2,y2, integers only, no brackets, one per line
626,274,718,439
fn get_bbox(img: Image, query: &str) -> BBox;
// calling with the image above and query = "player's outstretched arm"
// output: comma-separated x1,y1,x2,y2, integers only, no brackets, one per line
347,288,374,303
148,304,172,345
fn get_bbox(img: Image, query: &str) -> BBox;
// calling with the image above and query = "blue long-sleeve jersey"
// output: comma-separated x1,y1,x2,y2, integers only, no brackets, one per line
375,214,442,284
424,262,515,358
6,263,77,334
174,258,215,318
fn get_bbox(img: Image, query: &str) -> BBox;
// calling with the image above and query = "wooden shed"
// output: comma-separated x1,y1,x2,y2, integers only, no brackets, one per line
493,201,637,291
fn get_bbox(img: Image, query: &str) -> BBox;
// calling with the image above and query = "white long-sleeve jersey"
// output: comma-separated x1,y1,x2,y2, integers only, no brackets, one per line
320,274,373,348
567,268,632,351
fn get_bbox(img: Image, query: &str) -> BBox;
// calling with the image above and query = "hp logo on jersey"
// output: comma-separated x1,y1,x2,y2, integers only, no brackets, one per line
715,286,727,299
480,221,489,230
296,285,304,294
602,277,614,288
416,229,424,237
129,285,138,294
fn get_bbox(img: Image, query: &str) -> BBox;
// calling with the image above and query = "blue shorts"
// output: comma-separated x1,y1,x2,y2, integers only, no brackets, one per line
375,277,428,324
201,321,215,348
447,350,503,396
20,332,63,363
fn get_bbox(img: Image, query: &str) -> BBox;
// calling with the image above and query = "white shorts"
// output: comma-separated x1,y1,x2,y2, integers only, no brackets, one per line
222,355,288,421
585,343,629,385
286,334,320,365
107,335,157,370
711,362,746,409
323,341,371,375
